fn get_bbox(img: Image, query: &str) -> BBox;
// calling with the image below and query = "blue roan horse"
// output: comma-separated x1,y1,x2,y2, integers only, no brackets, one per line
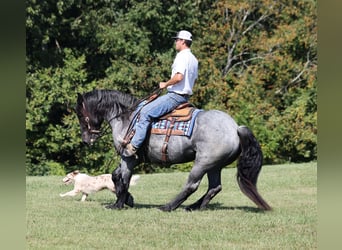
76,89,271,211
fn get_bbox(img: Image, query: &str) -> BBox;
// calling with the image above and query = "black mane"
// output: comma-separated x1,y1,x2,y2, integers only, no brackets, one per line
77,89,138,124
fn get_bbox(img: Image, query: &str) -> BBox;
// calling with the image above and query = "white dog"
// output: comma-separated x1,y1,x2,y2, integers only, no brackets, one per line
60,170,140,202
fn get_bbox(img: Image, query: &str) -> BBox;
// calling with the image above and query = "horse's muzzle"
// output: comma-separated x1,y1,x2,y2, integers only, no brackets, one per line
82,132,96,146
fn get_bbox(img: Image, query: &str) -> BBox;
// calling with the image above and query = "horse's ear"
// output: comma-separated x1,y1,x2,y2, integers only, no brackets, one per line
77,93,83,105
97,90,103,103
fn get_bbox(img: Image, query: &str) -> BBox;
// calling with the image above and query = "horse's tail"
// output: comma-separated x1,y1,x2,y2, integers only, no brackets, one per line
236,126,272,211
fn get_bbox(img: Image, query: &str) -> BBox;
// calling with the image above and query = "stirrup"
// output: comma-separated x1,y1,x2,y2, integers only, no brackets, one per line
123,144,137,157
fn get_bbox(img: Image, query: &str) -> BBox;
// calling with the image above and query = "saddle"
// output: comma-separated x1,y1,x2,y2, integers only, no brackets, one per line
160,102,194,120
123,102,196,162
152,103,195,162
151,103,195,135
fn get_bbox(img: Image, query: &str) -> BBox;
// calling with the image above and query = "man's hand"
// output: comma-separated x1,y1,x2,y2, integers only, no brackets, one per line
159,82,168,89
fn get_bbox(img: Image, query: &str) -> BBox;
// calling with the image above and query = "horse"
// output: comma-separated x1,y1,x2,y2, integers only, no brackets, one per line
75,89,271,211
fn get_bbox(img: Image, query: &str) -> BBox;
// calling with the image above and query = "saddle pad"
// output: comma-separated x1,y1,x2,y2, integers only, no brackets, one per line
151,109,202,137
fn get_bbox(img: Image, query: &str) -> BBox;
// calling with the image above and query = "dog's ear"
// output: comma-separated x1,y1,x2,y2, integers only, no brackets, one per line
73,170,80,174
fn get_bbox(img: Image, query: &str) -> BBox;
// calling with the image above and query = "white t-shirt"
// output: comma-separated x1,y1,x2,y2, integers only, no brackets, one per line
167,48,198,95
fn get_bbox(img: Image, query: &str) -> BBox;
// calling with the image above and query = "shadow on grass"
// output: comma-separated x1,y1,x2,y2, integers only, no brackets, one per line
204,202,266,213
101,201,265,213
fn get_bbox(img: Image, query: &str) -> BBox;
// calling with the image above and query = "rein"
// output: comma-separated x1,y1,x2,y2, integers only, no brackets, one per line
81,87,162,142
129,87,162,112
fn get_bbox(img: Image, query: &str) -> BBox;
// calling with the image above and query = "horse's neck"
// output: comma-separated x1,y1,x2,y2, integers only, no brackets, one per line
107,115,131,149
100,93,135,148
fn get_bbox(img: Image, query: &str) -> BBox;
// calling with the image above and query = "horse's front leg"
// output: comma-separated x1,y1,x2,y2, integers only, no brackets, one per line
107,159,136,209
106,166,129,209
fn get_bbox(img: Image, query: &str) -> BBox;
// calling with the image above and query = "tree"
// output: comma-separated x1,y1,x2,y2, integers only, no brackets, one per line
192,0,317,163
26,0,317,175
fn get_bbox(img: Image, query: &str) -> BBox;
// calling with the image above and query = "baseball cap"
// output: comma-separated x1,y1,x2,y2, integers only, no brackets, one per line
172,30,193,41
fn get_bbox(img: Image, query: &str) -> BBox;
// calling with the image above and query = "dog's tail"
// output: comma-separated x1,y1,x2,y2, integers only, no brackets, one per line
130,175,140,186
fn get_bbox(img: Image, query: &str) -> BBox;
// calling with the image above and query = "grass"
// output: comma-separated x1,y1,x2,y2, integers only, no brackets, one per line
26,162,317,249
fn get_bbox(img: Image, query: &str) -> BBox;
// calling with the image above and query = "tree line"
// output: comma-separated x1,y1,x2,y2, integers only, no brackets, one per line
26,0,317,175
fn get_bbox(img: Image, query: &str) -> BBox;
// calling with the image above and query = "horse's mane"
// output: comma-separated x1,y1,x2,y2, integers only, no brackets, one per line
81,89,138,120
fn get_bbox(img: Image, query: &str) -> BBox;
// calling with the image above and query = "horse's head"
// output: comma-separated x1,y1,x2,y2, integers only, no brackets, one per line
75,93,103,145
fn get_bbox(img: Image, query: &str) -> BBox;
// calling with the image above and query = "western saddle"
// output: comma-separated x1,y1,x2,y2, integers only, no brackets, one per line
123,102,196,162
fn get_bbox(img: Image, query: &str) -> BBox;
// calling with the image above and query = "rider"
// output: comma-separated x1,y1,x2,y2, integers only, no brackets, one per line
123,30,199,157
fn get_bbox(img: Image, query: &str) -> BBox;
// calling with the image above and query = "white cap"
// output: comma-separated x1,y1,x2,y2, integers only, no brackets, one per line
172,30,192,41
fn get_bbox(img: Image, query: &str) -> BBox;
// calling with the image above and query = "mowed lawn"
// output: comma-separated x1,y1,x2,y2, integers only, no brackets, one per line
26,162,317,249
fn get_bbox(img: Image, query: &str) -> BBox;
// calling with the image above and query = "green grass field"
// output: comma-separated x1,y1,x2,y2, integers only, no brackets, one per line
26,162,317,249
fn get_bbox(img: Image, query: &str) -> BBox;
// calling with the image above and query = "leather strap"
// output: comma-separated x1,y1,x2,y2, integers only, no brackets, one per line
161,118,176,162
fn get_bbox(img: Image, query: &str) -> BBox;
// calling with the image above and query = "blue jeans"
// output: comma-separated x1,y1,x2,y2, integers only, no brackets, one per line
131,92,189,148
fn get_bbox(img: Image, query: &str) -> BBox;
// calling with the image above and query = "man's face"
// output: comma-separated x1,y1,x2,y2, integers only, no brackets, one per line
174,38,185,51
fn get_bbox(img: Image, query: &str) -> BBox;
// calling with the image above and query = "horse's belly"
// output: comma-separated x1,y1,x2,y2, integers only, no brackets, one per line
145,110,240,164
147,135,195,164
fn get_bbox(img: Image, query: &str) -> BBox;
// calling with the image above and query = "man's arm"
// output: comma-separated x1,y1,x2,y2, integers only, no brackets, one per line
159,72,183,89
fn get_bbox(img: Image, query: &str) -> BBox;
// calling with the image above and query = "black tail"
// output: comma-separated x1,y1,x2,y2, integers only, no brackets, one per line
236,126,272,211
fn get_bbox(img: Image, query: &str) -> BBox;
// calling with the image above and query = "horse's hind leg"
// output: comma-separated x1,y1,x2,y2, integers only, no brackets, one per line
185,168,222,211
159,164,206,212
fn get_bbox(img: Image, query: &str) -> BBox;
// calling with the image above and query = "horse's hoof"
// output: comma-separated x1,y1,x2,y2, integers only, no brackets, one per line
105,204,116,209
158,205,172,212
105,204,123,210
184,204,201,211
125,195,134,208
184,206,194,212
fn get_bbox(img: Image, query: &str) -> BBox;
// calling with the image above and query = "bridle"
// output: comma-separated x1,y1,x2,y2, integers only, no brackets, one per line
80,101,118,142
82,102,102,135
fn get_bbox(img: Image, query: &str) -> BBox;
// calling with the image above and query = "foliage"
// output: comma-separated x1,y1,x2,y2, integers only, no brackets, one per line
26,0,317,175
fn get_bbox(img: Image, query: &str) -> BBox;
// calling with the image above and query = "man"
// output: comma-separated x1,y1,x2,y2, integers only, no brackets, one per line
123,30,198,157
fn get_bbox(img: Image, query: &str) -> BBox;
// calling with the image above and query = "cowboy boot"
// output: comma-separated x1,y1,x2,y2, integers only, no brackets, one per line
123,143,138,157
